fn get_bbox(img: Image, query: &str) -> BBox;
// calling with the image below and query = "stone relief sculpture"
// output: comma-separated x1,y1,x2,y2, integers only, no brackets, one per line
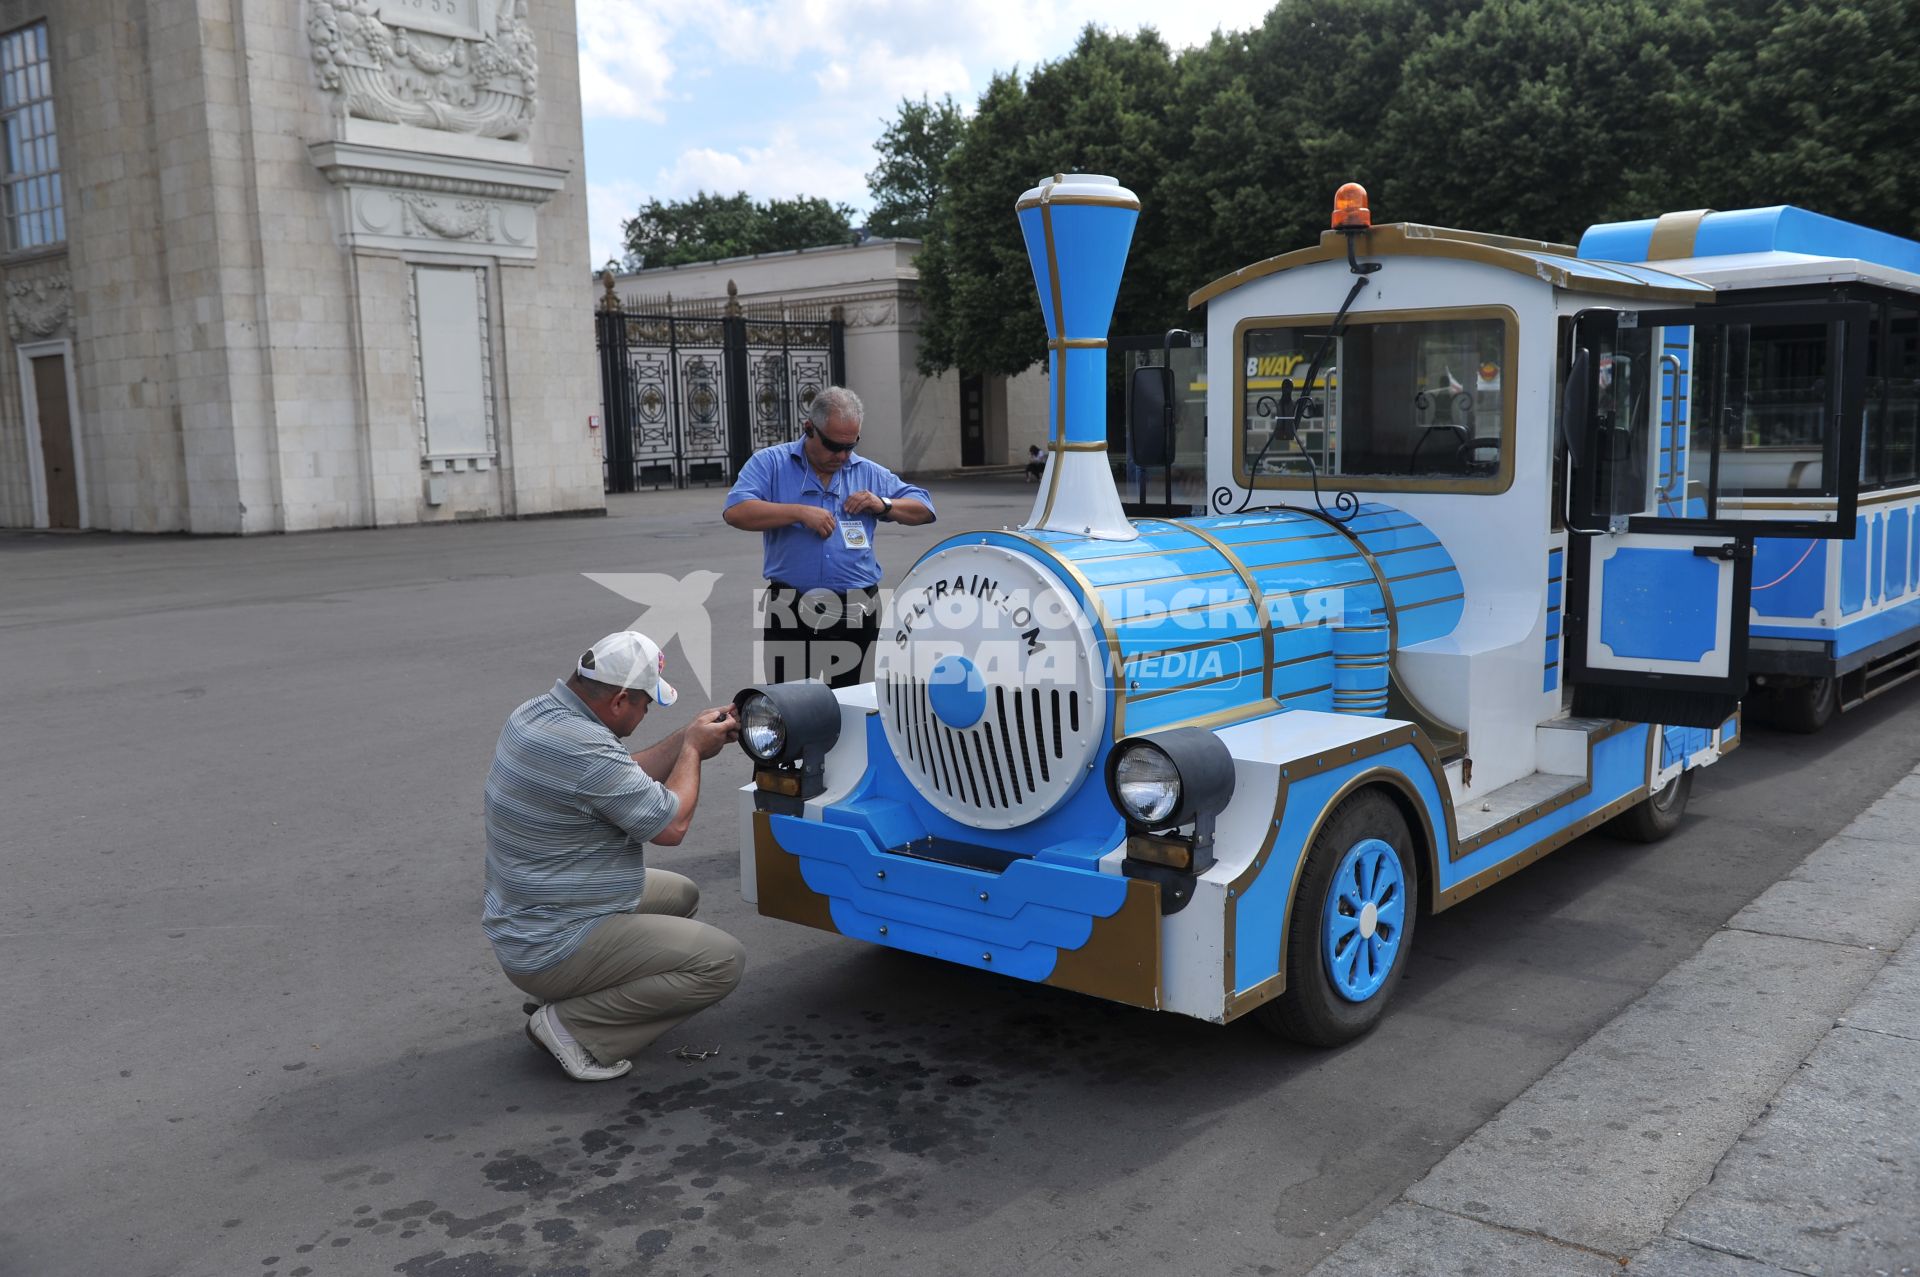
307,0,538,140
7,273,69,341
397,194,491,239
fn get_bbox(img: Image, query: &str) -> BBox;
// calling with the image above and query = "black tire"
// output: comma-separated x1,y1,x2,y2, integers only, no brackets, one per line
1770,676,1838,734
1256,789,1418,1047
1603,769,1693,844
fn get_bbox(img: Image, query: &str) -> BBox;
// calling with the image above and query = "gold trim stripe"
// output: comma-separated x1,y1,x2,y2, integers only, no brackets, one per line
1398,592,1465,611
1048,337,1107,349
1645,209,1714,261
1047,440,1109,453
1176,522,1274,704
1016,193,1141,212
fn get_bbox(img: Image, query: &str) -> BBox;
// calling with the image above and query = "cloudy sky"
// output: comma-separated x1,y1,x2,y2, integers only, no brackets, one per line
576,0,1274,268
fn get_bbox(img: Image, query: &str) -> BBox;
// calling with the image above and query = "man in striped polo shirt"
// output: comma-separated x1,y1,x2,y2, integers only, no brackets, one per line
484,631,743,1082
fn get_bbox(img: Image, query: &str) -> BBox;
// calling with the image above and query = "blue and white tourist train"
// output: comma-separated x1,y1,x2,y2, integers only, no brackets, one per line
731,175,1881,1043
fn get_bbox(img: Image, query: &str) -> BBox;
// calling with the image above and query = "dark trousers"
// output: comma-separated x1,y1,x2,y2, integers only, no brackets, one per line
761,582,880,688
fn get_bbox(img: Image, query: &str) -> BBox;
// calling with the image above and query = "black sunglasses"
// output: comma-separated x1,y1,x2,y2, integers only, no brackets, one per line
806,425,859,454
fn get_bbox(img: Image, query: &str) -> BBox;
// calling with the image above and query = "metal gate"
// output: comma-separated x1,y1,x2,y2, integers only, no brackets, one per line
595,278,846,493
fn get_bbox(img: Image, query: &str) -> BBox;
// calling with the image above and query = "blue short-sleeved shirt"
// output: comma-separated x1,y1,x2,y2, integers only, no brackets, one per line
724,440,934,590
482,680,681,975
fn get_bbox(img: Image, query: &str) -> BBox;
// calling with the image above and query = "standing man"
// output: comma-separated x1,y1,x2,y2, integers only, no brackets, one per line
484,631,744,1082
723,386,935,686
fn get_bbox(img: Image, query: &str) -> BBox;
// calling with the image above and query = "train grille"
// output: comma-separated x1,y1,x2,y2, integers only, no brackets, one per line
881,673,1092,826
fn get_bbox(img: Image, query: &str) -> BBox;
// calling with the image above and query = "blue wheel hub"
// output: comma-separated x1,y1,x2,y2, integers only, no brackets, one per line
928,654,988,728
1322,837,1406,1002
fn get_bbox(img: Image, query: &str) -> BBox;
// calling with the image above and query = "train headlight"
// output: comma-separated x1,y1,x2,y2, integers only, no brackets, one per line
733,682,842,810
738,692,788,761
1106,728,1235,832
1113,744,1182,824
1107,728,1237,911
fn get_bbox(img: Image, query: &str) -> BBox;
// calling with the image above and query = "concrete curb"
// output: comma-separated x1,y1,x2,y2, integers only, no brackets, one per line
1308,765,1920,1276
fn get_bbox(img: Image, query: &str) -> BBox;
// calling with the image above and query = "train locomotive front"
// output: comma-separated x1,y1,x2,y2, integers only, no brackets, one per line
735,174,1463,1039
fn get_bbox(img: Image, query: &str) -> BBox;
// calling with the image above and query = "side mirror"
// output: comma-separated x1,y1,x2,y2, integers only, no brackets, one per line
1129,365,1174,468
1559,347,1590,470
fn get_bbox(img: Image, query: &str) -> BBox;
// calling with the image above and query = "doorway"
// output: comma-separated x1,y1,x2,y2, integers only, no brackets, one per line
19,343,84,529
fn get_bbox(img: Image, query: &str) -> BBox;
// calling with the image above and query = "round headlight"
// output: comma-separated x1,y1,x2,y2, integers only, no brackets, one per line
1114,743,1181,825
739,692,787,761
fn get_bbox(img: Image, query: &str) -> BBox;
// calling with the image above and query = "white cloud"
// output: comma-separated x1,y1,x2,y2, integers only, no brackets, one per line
653,128,872,207
579,1,1281,259
578,0,679,121
587,178,650,269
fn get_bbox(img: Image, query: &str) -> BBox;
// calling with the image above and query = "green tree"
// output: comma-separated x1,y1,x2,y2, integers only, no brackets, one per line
866,94,967,240
621,191,856,269
1158,0,1473,298
914,0,1920,375
918,26,1183,376
1689,0,1920,238
1369,0,1721,243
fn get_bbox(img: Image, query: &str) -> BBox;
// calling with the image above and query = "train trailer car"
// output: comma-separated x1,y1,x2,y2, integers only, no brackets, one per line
731,176,1869,1044
1579,207,1920,730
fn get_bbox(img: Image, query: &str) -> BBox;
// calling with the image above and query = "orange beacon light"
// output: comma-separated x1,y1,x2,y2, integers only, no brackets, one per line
1332,182,1371,230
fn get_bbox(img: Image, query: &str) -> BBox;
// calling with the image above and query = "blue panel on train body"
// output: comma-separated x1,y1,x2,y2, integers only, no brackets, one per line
1662,724,1711,768
1841,515,1870,615
1578,206,1920,276
1751,536,1828,619
1904,514,1920,599
1041,504,1459,732
1599,547,1721,662
1886,509,1910,600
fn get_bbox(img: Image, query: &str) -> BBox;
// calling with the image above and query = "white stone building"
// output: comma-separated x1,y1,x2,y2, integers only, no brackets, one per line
607,240,1049,477
0,0,602,533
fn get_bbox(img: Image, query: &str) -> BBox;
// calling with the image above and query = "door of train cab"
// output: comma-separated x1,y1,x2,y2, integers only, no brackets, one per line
1562,301,1868,727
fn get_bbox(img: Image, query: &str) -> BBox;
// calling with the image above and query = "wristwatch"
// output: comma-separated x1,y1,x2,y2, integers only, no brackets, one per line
880,496,894,521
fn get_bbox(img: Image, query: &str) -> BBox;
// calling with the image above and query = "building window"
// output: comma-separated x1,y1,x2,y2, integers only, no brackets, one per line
0,22,61,252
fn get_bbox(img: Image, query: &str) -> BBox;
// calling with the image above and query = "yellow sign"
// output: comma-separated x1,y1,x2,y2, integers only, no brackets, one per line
1246,354,1307,378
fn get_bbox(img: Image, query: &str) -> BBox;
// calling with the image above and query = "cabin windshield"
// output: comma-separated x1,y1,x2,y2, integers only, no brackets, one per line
1236,308,1515,494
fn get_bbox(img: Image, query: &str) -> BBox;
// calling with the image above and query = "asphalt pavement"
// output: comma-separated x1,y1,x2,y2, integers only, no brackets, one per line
1,479,1915,1277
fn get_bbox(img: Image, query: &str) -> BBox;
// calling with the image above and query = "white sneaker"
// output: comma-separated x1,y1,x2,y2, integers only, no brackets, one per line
526,1005,632,1082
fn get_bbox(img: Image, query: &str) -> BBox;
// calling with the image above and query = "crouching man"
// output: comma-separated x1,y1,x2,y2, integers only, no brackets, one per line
483,631,743,1082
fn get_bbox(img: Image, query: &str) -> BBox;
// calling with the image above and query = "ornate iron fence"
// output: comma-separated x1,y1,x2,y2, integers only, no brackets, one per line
595,277,846,492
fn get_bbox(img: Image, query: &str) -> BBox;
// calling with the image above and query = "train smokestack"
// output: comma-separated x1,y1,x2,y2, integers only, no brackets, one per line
1015,173,1139,541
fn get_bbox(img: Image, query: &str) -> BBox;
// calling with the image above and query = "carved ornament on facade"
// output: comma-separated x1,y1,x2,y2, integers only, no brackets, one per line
310,140,564,261
307,0,538,141
6,273,69,341
397,193,491,239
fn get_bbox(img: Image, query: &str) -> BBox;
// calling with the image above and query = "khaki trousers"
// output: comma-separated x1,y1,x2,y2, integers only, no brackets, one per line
507,869,745,1066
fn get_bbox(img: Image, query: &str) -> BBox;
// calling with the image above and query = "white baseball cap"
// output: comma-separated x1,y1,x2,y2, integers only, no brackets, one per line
576,631,678,706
